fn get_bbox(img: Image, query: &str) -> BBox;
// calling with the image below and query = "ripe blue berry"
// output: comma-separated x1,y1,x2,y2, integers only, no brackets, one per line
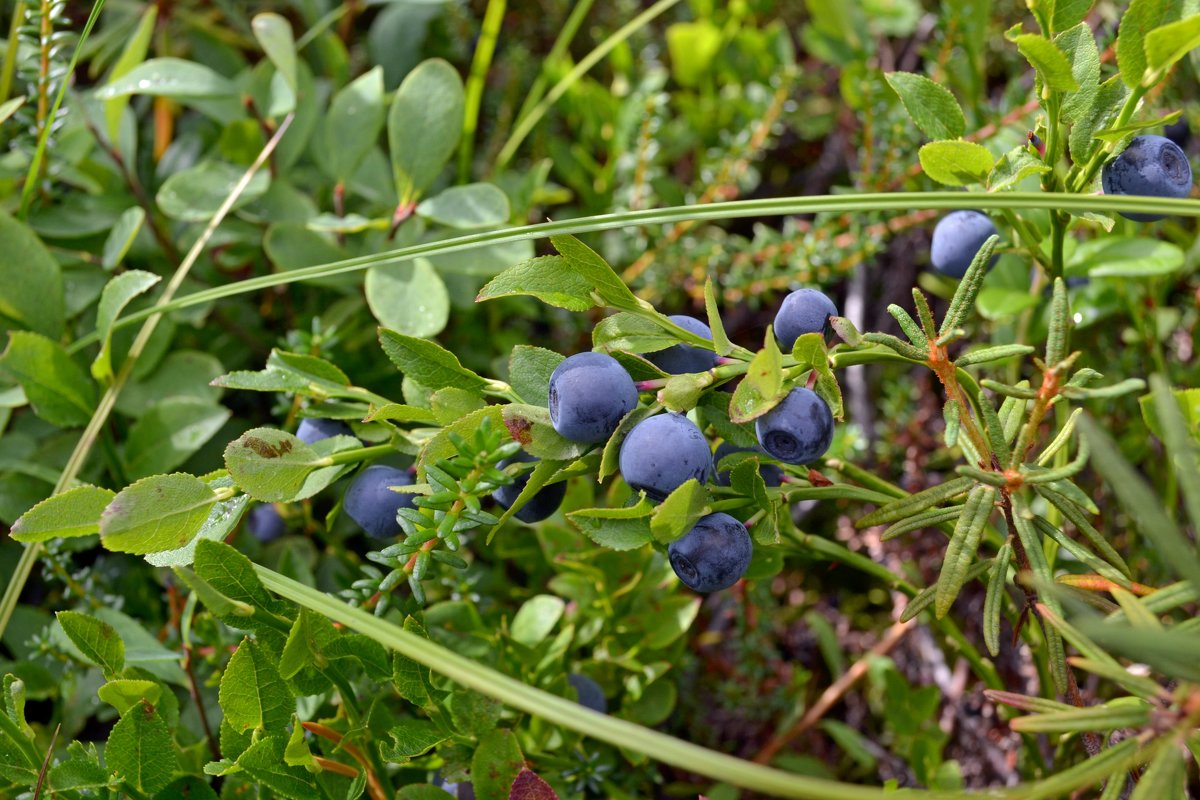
668,512,753,593
648,315,717,375
930,211,999,279
343,464,415,539
712,443,783,487
619,413,711,500
296,417,354,444
548,352,638,444
246,504,285,542
1102,135,1193,221
567,673,607,713
492,450,566,523
755,387,834,465
773,289,838,353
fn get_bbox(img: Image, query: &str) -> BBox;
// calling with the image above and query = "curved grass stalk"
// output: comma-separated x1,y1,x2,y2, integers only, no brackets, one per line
67,191,1200,354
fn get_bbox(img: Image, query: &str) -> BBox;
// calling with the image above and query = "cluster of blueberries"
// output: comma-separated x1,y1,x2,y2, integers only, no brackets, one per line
247,289,842,596
931,134,1195,278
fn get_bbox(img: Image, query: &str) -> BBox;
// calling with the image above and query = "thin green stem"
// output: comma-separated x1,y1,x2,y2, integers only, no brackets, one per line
0,1,27,104
0,116,294,641
459,0,505,183
507,0,595,134
320,443,395,467
65,192,1200,355
494,0,683,169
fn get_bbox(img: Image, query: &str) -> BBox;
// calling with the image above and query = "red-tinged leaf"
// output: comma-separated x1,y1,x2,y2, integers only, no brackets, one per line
509,768,559,800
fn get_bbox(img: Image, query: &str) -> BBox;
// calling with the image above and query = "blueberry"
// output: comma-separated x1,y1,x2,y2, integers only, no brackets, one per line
492,450,566,523
618,413,711,500
930,211,999,279
668,512,753,593
712,443,783,487
343,464,415,539
246,504,285,542
433,777,475,800
1102,134,1193,221
773,289,838,353
567,673,607,713
755,387,834,465
548,352,638,444
296,417,354,444
648,315,717,375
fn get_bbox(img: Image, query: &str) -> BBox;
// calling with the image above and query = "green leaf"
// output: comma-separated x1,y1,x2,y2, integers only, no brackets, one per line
416,183,510,229
224,427,349,502
918,140,995,186
1090,110,1183,142
194,539,286,620
1051,0,1095,32
666,20,722,87
118,350,224,417
935,484,996,618
792,332,842,420
1068,76,1127,165
100,473,217,555
389,58,464,203
501,404,589,461
317,67,386,181
1116,0,1184,88
99,210,146,277
956,344,1035,367
105,701,177,795
1144,14,1200,82
477,255,598,312
1056,23,1101,123
97,57,238,99
1147,376,1200,532
1014,34,1080,92
0,332,94,426
703,279,734,357
858,475,972,527
592,312,679,356
1130,743,1186,800
1009,700,1152,733
379,328,488,393
1070,237,1185,278
567,499,655,551
471,729,525,800
237,736,320,800
124,399,232,480
884,72,965,140
650,480,710,544
97,679,161,715
729,333,784,423
549,234,644,313
56,611,125,679
220,637,294,733
366,258,450,338
10,485,115,543
156,161,271,222
0,212,62,338
418,405,505,475
251,13,296,91
278,608,334,679
987,146,1051,192
983,542,1012,657
145,483,248,569
508,346,564,405
510,595,566,647
365,403,438,425
383,718,448,760
102,6,156,141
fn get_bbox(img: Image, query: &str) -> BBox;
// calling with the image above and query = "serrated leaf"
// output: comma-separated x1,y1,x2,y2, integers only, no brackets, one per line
476,256,596,312
105,701,177,795
383,718,448,760
10,485,115,543
97,680,161,715
1014,34,1080,92
501,404,589,461
471,729,524,800
100,473,217,554
935,484,996,618
549,234,643,313
988,146,1051,191
1056,23,1100,123
729,333,784,423
703,279,734,357
57,611,125,679
0,331,95,427
792,332,843,420
379,328,488,393
1069,76,1127,165
918,140,994,186
145,482,247,569
389,59,464,203
567,499,655,551
650,480,710,544
1116,0,1184,88
237,736,319,800
884,71,965,140
220,637,293,733
1144,14,1200,82
508,345,564,406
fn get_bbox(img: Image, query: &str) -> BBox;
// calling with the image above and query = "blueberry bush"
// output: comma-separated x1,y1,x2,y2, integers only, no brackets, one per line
1,1,1199,798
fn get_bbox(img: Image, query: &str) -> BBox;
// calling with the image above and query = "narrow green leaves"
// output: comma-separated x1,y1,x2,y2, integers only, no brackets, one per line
935,484,996,618
56,611,125,679
388,59,465,204
957,344,1035,367
379,329,488,393
220,637,293,734
0,332,95,427
100,474,217,555
857,476,972,528
884,72,965,140
1130,744,1187,800
1009,700,1152,733
918,141,994,186
940,235,999,336
984,543,1013,656
10,485,115,543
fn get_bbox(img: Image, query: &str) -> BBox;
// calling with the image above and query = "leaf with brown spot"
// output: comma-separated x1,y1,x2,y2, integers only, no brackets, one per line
509,768,559,800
